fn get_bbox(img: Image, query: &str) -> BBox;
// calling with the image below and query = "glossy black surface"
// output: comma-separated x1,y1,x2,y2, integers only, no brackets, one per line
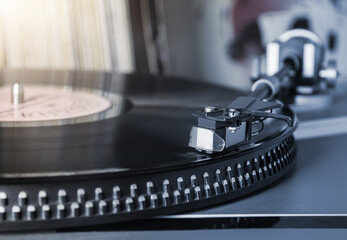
0,70,293,178
0,70,238,177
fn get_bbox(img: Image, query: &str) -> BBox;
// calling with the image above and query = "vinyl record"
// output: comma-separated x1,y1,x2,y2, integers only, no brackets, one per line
0,70,297,231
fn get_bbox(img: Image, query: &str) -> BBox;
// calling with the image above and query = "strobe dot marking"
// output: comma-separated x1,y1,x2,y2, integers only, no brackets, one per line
0,136,295,223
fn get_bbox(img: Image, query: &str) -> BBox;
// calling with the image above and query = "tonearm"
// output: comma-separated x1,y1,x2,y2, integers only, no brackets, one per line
189,29,338,153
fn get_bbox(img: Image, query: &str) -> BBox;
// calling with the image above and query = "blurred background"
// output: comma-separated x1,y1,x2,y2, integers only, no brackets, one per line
0,0,346,90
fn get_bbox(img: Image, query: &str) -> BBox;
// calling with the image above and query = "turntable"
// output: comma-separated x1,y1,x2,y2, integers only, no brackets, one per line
0,28,344,234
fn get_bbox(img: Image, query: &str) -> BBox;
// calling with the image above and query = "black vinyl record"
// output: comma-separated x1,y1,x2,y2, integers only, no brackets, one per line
0,70,297,231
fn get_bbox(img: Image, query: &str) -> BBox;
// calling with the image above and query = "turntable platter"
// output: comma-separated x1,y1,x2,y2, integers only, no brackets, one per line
0,70,297,231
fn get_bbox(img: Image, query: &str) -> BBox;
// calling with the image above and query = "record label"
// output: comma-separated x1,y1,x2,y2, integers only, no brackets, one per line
0,85,128,127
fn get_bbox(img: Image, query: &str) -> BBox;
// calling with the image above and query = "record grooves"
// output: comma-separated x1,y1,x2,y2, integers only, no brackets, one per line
0,70,297,231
